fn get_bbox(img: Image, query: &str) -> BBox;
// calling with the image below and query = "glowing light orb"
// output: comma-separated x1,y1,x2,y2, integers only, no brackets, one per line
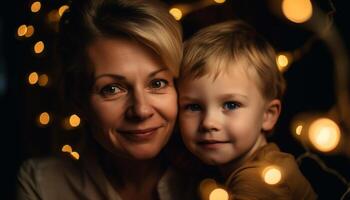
282,0,313,23
62,145,72,153
58,5,69,16
209,188,229,200
34,41,45,54
39,112,50,125
69,114,81,127
38,74,49,86
214,0,226,3
169,8,182,21
70,152,80,160
296,125,303,136
28,72,39,85
17,25,27,37
31,1,41,13
308,118,340,152
25,25,35,38
263,166,282,185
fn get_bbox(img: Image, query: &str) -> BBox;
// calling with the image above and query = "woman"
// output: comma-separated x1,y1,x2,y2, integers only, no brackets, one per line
16,0,197,199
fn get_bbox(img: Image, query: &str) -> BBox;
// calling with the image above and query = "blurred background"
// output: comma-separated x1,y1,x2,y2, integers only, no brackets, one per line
1,0,350,199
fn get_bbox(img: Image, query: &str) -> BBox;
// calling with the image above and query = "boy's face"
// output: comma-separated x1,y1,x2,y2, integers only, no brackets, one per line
178,65,280,168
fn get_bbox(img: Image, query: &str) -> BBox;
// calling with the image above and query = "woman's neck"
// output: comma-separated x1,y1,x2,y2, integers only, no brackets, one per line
101,152,166,199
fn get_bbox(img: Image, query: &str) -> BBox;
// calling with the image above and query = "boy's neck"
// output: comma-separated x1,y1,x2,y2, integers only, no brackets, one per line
219,135,267,178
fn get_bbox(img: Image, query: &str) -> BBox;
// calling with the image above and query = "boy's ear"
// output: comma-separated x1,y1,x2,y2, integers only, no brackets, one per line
262,99,281,132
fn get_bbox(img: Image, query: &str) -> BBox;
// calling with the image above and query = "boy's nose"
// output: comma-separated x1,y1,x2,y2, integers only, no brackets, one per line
200,110,220,133
126,89,154,121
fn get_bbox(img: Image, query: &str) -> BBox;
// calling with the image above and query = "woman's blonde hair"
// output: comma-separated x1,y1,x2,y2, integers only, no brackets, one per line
180,20,285,101
58,0,182,111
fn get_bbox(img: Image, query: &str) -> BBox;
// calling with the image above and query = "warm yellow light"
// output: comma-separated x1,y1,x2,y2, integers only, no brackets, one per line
69,114,81,127
34,41,45,54
209,188,229,200
25,25,35,38
296,125,303,136
58,5,69,16
28,72,39,85
39,112,50,125
277,54,288,70
31,1,41,13
263,166,282,185
17,25,27,37
169,8,183,21
70,152,80,160
308,118,341,152
214,0,226,3
282,0,313,23
62,144,72,153
38,74,49,86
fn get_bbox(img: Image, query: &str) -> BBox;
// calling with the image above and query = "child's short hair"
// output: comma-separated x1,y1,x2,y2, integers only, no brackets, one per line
180,20,285,101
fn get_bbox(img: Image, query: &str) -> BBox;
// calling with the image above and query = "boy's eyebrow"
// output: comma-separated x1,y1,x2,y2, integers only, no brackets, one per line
218,93,248,101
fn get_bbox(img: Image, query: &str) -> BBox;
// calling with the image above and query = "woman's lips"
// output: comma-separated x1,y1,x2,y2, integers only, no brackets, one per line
118,126,162,141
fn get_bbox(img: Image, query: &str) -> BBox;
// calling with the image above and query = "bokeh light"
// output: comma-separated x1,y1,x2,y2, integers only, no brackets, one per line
39,112,50,125
169,8,182,21
31,1,41,13
58,5,69,16
25,25,35,38
282,0,313,23
62,144,72,153
214,0,226,3
28,72,39,85
70,152,80,160
34,41,45,54
38,74,49,87
308,118,341,152
69,114,81,128
209,188,229,200
296,125,303,136
17,25,27,37
262,166,282,185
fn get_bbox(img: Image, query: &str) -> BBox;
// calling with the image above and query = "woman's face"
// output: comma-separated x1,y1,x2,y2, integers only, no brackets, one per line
87,37,178,160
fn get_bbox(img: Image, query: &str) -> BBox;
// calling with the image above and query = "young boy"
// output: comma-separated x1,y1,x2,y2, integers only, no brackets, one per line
178,20,317,199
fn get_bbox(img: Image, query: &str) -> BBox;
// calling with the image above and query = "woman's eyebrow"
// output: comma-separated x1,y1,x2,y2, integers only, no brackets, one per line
148,67,168,78
93,74,126,82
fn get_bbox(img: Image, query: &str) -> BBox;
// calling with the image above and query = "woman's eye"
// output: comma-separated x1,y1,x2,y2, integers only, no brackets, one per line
150,79,168,89
100,84,122,96
223,101,240,110
185,104,201,112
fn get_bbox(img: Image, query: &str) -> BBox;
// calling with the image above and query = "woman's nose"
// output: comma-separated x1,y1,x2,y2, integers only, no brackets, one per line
126,89,154,121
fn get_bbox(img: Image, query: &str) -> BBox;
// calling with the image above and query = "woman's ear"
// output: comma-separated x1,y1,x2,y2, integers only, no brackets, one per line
262,99,281,132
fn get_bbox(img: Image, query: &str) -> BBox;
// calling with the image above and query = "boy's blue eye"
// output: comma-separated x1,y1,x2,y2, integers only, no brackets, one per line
185,104,201,111
223,102,239,110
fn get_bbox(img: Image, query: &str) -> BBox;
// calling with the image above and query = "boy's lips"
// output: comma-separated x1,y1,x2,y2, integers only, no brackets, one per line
197,140,230,149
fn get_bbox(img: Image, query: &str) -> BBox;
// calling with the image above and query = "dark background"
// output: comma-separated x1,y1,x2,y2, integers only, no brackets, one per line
1,0,350,199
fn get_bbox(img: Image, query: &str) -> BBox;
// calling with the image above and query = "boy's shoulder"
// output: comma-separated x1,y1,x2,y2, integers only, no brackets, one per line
226,143,317,199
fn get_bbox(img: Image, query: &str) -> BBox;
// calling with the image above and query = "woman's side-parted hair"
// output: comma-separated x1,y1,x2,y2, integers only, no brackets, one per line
180,20,285,101
57,0,182,112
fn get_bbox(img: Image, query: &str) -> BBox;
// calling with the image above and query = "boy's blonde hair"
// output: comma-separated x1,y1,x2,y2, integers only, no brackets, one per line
180,20,285,101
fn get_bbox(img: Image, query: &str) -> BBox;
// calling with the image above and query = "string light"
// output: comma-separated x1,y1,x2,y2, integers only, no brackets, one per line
276,52,292,72
25,25,34,38
28,72,39,85
209,188,229,200
308,118,341,152
31,1,41,13
214,0,226,4
38,74,49,87
38,112,50,125
282,0,313,23
69,114,81,128
17,25,27,37
169,8,183,21
34,41,45,54
262,166,282,185
70,152,80,160
58,5,69,17
61,144,72,153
